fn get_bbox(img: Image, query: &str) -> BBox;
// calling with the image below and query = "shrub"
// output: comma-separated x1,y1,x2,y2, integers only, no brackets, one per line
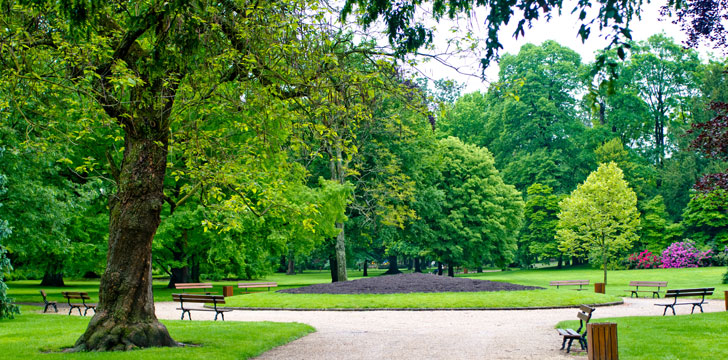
660,240,713,268
723,268,728,285
1,244,20,319
713,246,728,266
626,250,661,269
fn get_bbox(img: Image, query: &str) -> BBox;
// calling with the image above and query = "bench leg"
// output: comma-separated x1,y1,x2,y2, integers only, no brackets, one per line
52,303,58,312
692,304,703,314
566,338,575,353
44,304,51,313
560,337,567,350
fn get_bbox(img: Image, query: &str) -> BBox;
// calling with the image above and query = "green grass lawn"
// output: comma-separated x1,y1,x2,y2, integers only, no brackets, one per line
0,306,314,360
6,269,388,304
556,311,728,359
464,266,728,299
8,266,726,308
221,289,620,309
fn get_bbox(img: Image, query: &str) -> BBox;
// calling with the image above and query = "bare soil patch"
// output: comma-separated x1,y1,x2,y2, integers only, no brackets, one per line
278,273,543,294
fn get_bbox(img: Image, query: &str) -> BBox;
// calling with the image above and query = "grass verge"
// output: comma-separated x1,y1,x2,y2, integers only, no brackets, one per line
222,289,621,309
465,266,728,299
0,309,314,360
556,311,728,359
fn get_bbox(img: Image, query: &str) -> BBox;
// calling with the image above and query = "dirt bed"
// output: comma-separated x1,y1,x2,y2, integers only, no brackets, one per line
278,272,543,294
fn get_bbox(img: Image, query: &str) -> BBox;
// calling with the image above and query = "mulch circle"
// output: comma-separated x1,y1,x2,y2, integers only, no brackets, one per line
278,273,543,295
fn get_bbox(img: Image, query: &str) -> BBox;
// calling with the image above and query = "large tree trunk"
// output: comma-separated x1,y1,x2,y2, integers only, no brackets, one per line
447,263,455,277
329,254,339,283
437,262,443,276
41,261,65,287
329,143,348,282
384,255,401,275
362,259,368,277
167,231,190,289
74,135,176,351
413,258,421,273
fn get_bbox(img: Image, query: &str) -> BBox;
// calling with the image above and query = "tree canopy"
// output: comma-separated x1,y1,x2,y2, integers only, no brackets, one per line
557,162,641,285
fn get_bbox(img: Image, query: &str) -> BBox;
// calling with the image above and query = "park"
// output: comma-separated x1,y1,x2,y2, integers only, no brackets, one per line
1,0,727,359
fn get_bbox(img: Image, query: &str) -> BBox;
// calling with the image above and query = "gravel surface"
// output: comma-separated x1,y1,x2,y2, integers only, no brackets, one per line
149,297,725,359
279,273,543,294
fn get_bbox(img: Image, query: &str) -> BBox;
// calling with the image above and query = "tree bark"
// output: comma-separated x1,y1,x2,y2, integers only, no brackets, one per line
328,143,348,282
41,269,65,287
167,231,190,289
41,261,65,287
413,258,421,273
329,254,339,283
437,262,443,276
447,263,455,277
362,259,368,277
384,255,401,275
74,135,176,351
286,249,295,275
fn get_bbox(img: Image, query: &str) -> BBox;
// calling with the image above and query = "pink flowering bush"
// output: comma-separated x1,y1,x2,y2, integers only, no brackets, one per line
660,240,713,268
626,250,661,269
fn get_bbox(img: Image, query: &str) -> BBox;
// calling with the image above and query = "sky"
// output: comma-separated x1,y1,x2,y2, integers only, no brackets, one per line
410,1,720,94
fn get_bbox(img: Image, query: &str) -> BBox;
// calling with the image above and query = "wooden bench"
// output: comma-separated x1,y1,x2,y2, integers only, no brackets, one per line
238,282,277,293
550,280,589,290
175,282,215,294
655,288,714,316
62,292,96,316
172,293,233,321
40,290,58,313
557,305,595,353
627,281,667,298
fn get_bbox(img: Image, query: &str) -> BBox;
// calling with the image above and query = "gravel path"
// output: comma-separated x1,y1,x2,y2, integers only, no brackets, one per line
152,297,725,359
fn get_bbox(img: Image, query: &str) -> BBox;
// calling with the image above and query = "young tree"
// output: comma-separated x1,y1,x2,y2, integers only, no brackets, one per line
557,162,640,285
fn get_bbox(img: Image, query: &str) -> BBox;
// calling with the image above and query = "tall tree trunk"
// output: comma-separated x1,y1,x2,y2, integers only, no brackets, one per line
190,254,200,283
41,260,65,287
334,224,347,282
447,263,455,277
414,258,421,273
437,262,443,276
74,135,176,351
286,249,295,275
167,231,190,289
384,255,401,275
329,254,339,283
362,259,368,277
557,255,563,269
279,255,287,273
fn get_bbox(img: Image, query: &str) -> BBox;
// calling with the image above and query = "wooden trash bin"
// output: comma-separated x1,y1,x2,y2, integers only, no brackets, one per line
594,283,605,294
223,285,234,297
587,322,618,360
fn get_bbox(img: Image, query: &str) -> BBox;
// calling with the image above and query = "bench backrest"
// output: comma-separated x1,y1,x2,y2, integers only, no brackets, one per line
172,293,226,305
574,305,595,333
550,280,589,286
40,290,49,299
238,282,277,287
62,292,91,300
665,288,714,298
629,281,668,287
175,283,213,290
